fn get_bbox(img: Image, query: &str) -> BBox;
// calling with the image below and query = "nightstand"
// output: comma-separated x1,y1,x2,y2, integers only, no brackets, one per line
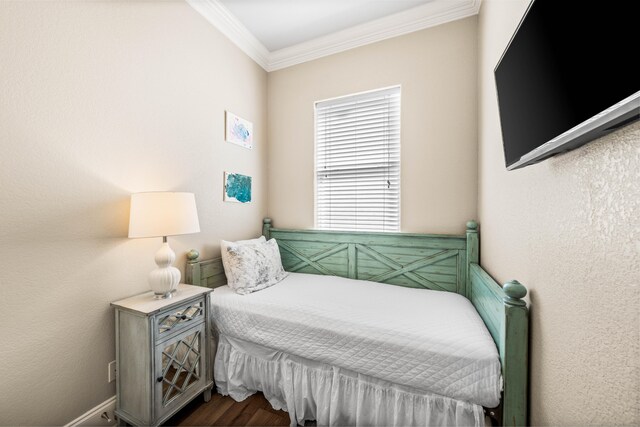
111,284,214,426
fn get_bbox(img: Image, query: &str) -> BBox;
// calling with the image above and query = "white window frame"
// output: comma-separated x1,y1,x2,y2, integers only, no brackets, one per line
314,86,401,232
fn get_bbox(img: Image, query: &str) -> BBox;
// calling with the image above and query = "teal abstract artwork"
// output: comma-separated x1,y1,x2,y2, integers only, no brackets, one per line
224,172,252,203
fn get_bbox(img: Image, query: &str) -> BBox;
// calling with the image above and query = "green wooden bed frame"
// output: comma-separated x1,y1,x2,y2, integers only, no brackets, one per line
185,218,529,426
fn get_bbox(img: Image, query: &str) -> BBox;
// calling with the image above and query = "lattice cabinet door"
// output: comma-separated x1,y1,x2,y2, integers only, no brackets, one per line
154,323,207,420
111,284,213,427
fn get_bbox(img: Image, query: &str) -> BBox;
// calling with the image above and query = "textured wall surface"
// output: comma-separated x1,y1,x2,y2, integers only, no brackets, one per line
267,17,478,234
477,0,640,424
0,1,267,424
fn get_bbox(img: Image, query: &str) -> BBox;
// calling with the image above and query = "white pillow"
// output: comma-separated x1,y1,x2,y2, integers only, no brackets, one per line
220,236,266,279
224,239,288,295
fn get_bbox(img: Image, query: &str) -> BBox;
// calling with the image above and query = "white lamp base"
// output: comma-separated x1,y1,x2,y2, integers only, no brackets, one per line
148,240,181,299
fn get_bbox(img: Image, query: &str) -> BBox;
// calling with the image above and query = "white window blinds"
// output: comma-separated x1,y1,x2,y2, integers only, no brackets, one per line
315,86,400,232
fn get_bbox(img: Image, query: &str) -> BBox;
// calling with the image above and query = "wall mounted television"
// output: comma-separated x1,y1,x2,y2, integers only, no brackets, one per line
495,0,640,170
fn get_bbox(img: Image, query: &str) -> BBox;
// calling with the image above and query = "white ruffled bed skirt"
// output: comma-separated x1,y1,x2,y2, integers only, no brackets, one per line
214,335,486,427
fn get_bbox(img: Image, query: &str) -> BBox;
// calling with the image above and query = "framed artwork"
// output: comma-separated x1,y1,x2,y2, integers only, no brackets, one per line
225,111,253,149
223,172,252,203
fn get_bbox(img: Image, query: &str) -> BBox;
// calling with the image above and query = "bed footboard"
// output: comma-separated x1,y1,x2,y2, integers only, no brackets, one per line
466,223,529,426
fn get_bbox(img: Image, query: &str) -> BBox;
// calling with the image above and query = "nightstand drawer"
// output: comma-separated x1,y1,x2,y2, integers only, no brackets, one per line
155,297,205,339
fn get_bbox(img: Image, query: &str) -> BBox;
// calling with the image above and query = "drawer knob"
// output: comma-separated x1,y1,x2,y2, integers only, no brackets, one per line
157,376,163,383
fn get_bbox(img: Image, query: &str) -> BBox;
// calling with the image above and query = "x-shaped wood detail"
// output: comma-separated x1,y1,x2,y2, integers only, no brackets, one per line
278,240,458,291
277,241,348,274
356,244,457,291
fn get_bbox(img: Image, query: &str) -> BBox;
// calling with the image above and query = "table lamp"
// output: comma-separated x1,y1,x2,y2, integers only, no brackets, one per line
128,192,200,298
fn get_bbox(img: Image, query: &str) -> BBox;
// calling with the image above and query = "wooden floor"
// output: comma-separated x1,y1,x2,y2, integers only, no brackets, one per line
164,392,291,426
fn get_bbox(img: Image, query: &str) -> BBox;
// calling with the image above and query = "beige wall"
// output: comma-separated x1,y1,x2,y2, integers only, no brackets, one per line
0,1,267,424
267,17,478,234
478,1,640,424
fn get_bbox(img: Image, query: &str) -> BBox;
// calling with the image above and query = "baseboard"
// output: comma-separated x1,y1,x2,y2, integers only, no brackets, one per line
65,396,116,427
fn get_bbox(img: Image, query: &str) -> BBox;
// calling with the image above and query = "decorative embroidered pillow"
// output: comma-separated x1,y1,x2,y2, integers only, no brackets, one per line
220,236,266,279
224,239,288,295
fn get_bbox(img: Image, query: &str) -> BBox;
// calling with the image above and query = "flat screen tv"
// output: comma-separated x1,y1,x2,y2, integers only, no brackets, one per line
495,0,640,170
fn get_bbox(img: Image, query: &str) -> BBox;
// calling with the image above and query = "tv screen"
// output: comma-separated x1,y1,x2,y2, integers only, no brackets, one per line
495,0,640,170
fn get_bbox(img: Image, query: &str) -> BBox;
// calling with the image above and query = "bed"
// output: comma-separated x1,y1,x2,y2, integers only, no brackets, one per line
185,219,529,426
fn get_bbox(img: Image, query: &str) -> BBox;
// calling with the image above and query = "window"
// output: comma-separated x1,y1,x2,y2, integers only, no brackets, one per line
315,86,400,232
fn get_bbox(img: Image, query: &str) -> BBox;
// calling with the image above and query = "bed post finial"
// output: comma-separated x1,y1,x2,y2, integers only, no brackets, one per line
502,278,529,425
466,220,478,231
263,218,272,240
503,280,527,306
186,249,200,263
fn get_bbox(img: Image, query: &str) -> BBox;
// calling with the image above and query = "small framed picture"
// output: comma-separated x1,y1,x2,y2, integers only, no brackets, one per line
223,171,252,203
225,111,253,149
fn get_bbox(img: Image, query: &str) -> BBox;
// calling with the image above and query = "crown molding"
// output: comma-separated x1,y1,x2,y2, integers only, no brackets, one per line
268,0,481,71
186,0,270,69
187,0,481,72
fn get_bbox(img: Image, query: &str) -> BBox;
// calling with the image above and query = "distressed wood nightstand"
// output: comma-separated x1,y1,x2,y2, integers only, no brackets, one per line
111,284,213,426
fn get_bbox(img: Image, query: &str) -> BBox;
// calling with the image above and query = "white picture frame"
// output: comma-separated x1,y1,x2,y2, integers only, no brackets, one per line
225,111,253,149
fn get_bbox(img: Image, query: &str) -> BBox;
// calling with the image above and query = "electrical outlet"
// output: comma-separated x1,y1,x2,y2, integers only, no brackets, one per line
108,361,116,383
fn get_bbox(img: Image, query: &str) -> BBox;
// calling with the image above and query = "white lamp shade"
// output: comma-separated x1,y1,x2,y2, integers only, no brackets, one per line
128,192,200,238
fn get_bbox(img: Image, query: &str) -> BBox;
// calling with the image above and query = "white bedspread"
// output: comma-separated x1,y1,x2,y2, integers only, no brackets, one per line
211,272,502,407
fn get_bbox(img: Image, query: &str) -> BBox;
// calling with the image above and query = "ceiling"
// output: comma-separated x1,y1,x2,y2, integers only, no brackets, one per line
219,0,433,51
187,0,481,71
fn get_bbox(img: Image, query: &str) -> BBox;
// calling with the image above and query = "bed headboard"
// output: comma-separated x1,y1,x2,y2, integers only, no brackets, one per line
263,218,470,295
184,218,529,426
